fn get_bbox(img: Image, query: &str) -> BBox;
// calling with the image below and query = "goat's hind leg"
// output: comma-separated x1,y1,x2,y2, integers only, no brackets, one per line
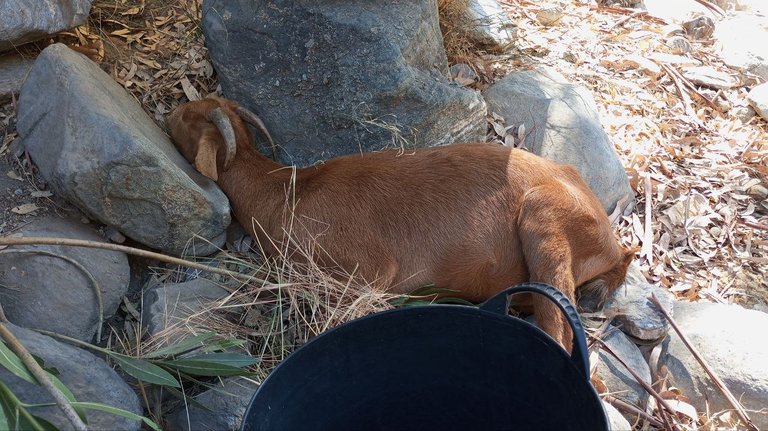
517,186,578,352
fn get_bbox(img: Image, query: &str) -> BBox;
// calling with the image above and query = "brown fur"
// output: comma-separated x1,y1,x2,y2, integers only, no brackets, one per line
167,97,636,351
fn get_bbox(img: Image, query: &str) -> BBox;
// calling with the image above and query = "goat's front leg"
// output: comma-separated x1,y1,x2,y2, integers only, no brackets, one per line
517,186,578,352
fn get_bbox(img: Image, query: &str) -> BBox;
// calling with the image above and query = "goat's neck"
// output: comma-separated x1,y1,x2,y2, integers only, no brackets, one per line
217,144,295,239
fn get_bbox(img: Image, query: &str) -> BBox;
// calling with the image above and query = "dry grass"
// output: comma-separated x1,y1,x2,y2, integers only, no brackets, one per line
134,235,398,381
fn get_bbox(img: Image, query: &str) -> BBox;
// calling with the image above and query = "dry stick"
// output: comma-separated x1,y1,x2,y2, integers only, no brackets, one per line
660,63,699,120
0,249,104,340
603,395,665,429
641,173,653,266
595,339,680,431
0,236,270,287
0,304,90,431
649,294,759,431
692,0,726,17
662,64,722,113
610,11,649,30
589,5,668,25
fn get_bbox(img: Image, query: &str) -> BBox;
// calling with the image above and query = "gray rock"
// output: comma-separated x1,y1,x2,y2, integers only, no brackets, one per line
17,44,230,256
0,1,92,52
681,16,715,40
594,326,652,413
0,322,142,430
602,401,632,431
0,216,129,342
466,0,517,50
482,67,633,213
666,35,693,54
747,82,768,120
604,262,674,341
142,278,230,337
168,377,259,431
201,0,487,167
715,13,768,81
0,54,34,100
682,66,740,89
659,301,768,429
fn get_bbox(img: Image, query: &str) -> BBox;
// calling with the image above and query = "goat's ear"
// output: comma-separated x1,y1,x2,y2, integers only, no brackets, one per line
194,138,219,181
622,246,640,267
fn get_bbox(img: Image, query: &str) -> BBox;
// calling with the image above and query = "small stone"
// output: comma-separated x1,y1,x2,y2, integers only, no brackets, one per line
731,105,757,122
747,82,768,120
682,16,715,40
666,35,692,54
682,66,740,89
602,400,632,431
168,377,259,431
105,227,126,243
594,326,652,413
603,262,674,341
536,6,565,26
449,63,478,85
142,278,230,337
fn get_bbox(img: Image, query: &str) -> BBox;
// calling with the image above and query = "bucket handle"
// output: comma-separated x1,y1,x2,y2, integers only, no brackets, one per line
478,282,590,380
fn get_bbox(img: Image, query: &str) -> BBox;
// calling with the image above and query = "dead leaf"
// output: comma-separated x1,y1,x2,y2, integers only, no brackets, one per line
11,204,39,215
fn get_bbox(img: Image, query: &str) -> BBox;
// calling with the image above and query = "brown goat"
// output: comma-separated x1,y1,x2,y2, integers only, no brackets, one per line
167,96,635,351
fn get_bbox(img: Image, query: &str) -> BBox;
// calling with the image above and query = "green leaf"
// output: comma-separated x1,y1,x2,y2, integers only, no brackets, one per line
183,353,259,368
163,387,212,411
70,402,161,431
201,338,247,353
111,355,180,388
159,358,253,377
143,332,218,359
0,341,36,385
0,380,54,431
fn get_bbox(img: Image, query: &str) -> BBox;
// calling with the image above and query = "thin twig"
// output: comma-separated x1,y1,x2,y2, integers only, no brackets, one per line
610,11,648,30
594,338,680,431
649,294,759,431
641,173,653,265
0,249,104,340
692,0,726,17
0,304,90,431
0,236,271,287
603,394,665,428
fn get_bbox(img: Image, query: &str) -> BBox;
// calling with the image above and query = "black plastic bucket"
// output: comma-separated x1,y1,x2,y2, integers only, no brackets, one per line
242,283,607,431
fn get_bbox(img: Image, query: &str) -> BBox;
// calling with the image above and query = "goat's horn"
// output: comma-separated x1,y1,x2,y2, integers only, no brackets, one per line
206,107,237,170
235,107,278,160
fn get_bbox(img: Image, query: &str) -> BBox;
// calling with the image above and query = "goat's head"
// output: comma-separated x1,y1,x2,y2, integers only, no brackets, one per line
578,245,640,310
167,97,274,180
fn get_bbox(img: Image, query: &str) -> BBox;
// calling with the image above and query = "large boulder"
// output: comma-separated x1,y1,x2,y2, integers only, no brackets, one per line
0,323,142,430
714,13,768,81
482,67,633,213
0,216,130,342
747,82,768,121
201,0,487,166
659,301,768,429
17,44,231,256
0,1,92,52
